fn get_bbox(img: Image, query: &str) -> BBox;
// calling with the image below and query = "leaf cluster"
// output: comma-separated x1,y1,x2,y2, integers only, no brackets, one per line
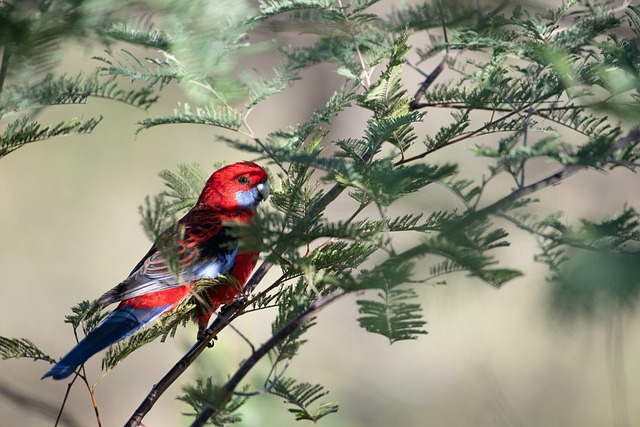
3,1,640,426
178,378,248,426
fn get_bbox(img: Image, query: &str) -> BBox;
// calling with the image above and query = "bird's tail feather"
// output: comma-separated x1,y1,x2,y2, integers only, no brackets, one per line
42,305,169,380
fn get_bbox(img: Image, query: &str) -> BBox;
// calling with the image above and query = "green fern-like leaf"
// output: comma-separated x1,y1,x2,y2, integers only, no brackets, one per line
178,378,248,426
0,337,56,364
99,22,172,50
352,160,457,206
418,235,522,288
256,0,340,21
270,280,317,362
354,256,427,343
64,300,107,336
98,294,198,374
422,110,471,151
295,84,358,145
2,72,158,111
138,194,175,243
388,0,477,32
101,328,160,373
137,103,242,134
270,377,339,422
0,116,102,158
95,49,183,90
307,241,377,272
386,211,460,233
158,163,208,214
357,287,427,343
359,31,410,115
243,63,300,109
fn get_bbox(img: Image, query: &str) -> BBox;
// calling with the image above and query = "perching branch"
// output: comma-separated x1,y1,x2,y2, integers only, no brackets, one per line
189,290,347,427
123,302,237,427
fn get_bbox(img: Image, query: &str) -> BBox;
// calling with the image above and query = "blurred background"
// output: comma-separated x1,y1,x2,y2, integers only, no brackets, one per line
1,1,640,426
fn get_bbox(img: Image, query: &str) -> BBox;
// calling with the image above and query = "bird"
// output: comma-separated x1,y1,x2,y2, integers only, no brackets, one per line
42,161,269,380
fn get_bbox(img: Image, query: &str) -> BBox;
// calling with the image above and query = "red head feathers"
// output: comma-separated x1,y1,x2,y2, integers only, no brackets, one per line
197,161,269,211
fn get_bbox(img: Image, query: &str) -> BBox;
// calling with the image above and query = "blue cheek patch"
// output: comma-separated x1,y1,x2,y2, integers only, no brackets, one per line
235,188,260,209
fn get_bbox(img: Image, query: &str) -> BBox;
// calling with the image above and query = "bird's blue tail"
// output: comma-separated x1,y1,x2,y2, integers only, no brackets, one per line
42,305,169,380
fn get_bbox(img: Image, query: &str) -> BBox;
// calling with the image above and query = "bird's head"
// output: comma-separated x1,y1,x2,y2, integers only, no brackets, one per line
198,162,269,211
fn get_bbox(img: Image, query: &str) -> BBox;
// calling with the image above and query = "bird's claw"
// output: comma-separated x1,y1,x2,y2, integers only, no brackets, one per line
206,335,218,348
197,328,218,348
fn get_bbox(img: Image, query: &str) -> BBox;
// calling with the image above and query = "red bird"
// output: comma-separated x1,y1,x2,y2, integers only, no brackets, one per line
43,162,269,380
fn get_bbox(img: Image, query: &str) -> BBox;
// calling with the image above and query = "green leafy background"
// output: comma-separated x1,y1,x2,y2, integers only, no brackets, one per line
1,1,640,427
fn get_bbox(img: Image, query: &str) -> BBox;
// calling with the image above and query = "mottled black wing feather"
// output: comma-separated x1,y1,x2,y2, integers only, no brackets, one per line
92,209,239,309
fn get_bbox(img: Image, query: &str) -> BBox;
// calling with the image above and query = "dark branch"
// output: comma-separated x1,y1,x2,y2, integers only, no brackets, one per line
408,51,458,112
0,47,12,95
189,290,346,427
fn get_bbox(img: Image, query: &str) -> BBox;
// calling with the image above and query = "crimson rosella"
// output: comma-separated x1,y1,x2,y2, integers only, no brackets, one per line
42,162,269,380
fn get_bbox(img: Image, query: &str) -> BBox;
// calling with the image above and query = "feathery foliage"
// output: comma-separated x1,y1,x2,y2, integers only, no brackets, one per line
0,337,56,364
269,377,339,422
178,378,248,426
356,258,427,343
2,1,640,426
0,116,102,158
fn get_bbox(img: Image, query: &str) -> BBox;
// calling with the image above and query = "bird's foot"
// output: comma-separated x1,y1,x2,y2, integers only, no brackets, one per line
197,327,218,348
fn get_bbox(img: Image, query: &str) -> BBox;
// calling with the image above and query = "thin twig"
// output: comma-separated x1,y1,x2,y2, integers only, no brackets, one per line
335,0,372,88
54,328,89,427
83,381,102,427
124,303,240,427
408,0,459,111
170,54,290,175
55,378,77,427
189,290,346,427
353,39,371,89
167,49,235,113
395,107,522,166
438,0,449,47
520,66,542,187
444,129,640,232
73,342,102,427
398,84,597,167
496,210,637,254
187,80,234,111
0,47,11,95
400,100,621,113
227,323,256,354
404,59,429,78
408,51,459,112
232,357,293,397
240,107,288,174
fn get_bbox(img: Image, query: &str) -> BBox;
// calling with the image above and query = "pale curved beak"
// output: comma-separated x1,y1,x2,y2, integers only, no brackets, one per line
256,180,270,201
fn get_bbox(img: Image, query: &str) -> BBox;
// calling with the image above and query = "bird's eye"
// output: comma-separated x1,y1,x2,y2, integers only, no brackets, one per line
237,176,251,185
